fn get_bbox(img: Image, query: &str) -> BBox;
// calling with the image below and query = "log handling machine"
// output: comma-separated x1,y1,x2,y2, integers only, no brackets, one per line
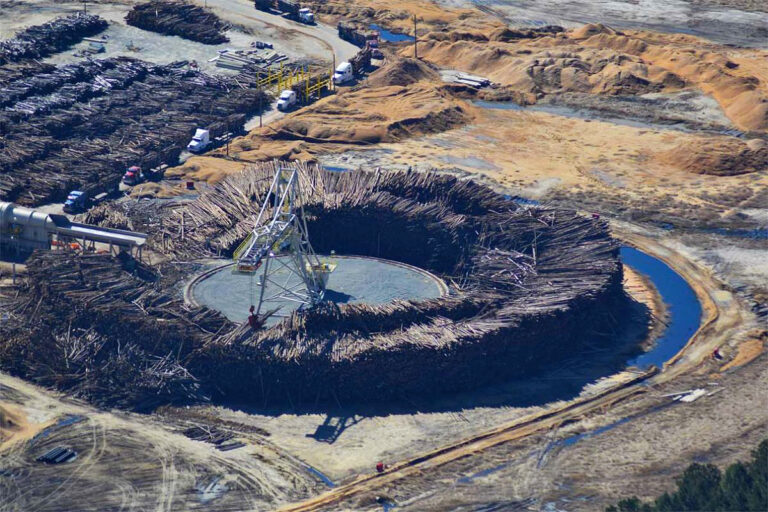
232,167,335,328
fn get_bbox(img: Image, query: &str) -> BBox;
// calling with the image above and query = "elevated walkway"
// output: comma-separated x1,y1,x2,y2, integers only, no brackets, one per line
48,214,147,248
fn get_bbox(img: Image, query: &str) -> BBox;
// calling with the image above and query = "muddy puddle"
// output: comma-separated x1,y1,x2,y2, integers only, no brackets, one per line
369,24,414,42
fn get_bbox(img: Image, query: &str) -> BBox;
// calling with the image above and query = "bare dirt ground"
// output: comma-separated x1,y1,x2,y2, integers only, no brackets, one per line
448,0,768,47
0,373,323,511
0,0,357,64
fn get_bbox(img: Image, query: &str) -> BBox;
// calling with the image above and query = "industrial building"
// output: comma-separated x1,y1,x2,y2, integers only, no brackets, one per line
0,202,147,258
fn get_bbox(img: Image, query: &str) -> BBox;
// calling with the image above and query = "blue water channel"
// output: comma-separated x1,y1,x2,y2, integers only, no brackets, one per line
619,247,702,369
452,248,703,489
370,24,415,42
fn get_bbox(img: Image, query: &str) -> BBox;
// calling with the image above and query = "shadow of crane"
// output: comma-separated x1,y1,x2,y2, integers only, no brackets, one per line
306,414,363,444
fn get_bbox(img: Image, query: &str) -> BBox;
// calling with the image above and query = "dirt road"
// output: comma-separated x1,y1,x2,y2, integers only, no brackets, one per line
192,0,359,62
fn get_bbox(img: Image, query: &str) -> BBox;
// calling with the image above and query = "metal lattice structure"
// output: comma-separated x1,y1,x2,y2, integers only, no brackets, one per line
233,167,335,317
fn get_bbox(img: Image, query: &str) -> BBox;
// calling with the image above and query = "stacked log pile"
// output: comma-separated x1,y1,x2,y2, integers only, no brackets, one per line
163,163,637,404
0,57,271,205
0,13,108,65
126,1,230,44
0,163,639,409
0,251,234,410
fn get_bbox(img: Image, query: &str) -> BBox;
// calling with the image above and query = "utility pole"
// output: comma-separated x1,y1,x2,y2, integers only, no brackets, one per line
259,86,263,128
83,0,87,14
413,15,418,59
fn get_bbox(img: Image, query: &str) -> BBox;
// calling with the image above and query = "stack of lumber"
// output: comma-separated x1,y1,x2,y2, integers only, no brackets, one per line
0,14,108,65
126,1,230,44
0,57,271,206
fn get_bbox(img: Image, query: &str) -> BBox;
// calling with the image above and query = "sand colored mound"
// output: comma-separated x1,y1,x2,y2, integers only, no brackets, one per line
228,81,470,160
575,25,768,132
165,156,249,184
408,22,768,132
257,84,466,144
365,56,440,87
720,337,765,372
658,137,768,176
408,32,686,98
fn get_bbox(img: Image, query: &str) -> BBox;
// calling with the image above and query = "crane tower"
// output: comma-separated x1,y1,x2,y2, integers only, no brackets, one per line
233,167,335,318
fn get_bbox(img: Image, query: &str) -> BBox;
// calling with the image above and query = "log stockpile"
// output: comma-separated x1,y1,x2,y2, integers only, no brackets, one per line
0,57,271,206
0,163,642,410
164,162,643,405
126,1,230,45
0,13,108,65
0,251,235,411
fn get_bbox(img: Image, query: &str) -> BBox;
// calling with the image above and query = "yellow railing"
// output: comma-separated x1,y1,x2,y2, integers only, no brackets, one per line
232,232,254,261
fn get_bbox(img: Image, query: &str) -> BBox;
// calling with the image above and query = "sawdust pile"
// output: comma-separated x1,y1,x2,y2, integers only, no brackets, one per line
720,336,765,372
218,58,469,163
658,137,768,176
409,23,768,132
365,56,439,87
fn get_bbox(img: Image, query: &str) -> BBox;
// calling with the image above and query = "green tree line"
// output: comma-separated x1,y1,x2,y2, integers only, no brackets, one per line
607,439,767,512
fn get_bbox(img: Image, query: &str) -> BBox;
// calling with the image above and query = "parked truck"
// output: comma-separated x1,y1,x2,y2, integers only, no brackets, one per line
63,190,89,214
276,89,297,111
63,190,109,214
122,165,145,186
333,46,372,85
276,0,314,23
337,22,379,48
187,128,211,153
333,62,353,85
121,164,167,187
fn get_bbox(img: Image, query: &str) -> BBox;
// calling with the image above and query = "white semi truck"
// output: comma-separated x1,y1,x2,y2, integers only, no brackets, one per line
333,62,354,85
187,128,211,153
277,89,297,111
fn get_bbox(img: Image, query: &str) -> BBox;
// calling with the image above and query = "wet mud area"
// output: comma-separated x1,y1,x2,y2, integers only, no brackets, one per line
459,0,768,47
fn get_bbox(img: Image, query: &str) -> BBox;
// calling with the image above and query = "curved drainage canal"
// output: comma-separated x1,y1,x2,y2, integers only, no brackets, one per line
619,246,702,369
446,247,705,494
